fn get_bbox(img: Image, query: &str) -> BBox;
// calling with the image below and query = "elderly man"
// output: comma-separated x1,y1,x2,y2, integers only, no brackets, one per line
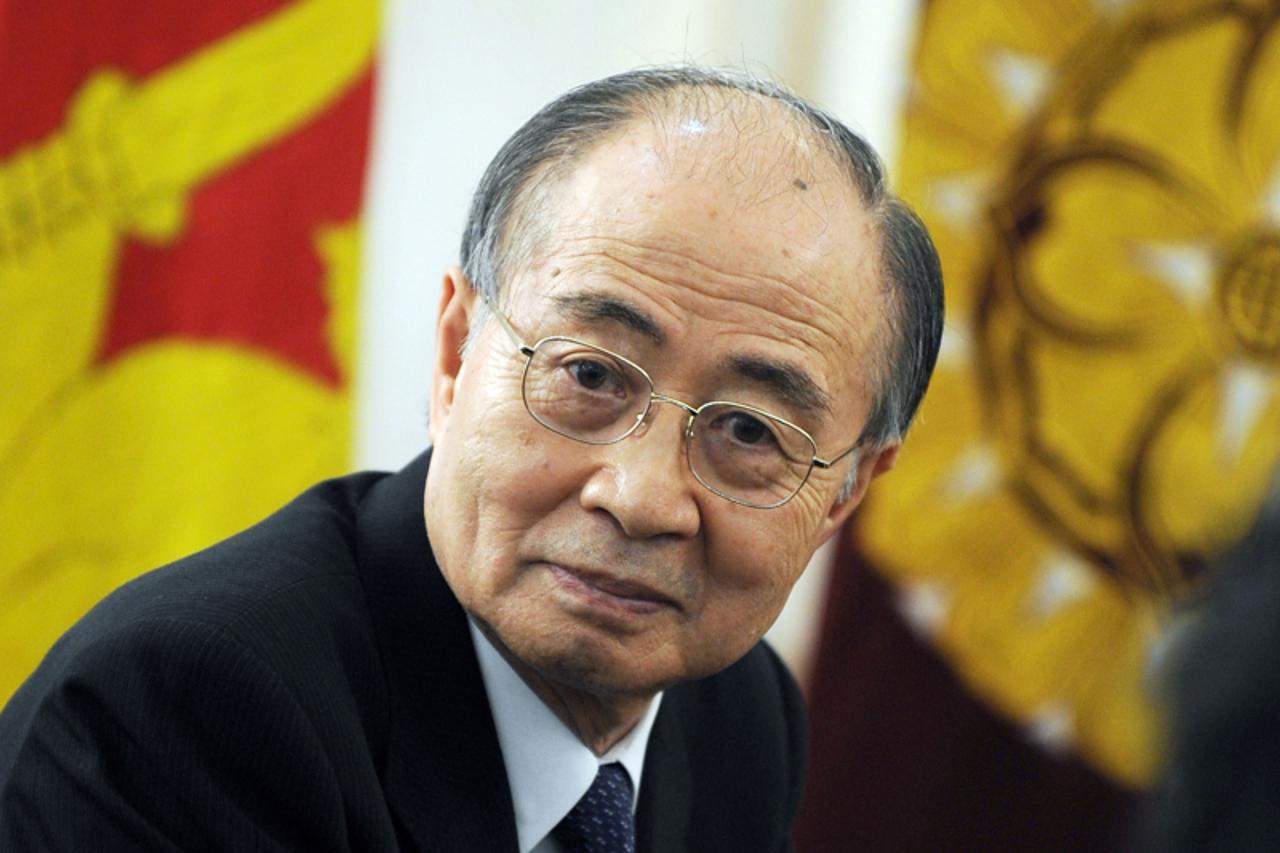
0,67,942,851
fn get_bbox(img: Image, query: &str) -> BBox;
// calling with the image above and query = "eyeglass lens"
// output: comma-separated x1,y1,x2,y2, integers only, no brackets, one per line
521,337,814,507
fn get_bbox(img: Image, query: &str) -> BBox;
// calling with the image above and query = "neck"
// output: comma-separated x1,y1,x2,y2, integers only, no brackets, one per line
480,625,653,755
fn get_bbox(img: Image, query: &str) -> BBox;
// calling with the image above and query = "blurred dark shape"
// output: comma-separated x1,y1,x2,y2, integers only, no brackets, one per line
1140,470,1280,852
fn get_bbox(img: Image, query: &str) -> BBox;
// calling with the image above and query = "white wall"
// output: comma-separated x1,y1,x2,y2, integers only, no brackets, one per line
357,0,920,676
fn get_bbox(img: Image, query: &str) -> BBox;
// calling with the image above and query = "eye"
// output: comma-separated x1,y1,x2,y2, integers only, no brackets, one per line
723,411,778,448
567,357,622,393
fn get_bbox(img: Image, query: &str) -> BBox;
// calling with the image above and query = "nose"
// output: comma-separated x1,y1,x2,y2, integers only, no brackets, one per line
578,399,703,540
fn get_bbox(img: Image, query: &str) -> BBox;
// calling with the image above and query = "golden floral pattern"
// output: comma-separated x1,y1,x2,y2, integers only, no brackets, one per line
863,0,1280,784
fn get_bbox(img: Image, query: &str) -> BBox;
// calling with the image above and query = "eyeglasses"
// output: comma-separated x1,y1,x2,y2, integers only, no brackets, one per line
483,296,862,509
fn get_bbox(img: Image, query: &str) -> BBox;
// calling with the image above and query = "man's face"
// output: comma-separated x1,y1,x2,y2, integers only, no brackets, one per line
426,112,896,700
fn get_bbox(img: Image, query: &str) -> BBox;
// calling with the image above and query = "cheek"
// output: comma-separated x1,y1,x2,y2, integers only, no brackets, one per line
465,402,595,516
428,365,562,586
445,409,598,575
443,357,555,488
710,501,821,587
699,511,817,642
461,433,554,551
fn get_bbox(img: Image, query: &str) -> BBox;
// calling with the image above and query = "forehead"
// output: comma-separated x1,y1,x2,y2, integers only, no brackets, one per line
508,107,889,422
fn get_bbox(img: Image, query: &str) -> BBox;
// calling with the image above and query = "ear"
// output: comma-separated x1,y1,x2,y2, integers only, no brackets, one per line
815,440,901,544
429,266,479,446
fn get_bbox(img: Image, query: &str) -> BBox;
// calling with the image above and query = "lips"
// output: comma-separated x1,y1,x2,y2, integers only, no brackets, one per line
545,562,677,616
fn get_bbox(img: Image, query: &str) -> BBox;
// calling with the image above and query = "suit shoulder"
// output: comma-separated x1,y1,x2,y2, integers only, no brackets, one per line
684,641,803,718
1,469,394,768
0,613,363,849
79,468,388,633
656,642,808,848
667,640,806,764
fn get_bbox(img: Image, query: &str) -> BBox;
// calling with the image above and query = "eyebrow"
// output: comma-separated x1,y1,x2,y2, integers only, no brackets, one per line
547,291,830,416
726,354,831,417
549,293,666,344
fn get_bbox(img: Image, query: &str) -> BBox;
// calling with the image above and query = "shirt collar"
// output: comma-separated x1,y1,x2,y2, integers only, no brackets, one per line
468,620,663,853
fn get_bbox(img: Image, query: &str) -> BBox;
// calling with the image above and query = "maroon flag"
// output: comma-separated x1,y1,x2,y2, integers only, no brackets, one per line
799,0,1280,848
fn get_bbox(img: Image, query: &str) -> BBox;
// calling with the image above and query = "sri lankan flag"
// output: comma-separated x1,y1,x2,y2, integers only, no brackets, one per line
799,1,1280,849
0,0,378,702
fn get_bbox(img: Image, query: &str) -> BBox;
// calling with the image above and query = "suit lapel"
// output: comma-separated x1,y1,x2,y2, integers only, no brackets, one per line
636,691,693,853
357,451,519,853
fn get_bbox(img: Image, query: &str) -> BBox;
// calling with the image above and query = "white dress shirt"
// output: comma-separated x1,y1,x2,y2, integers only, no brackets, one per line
468,620,663,853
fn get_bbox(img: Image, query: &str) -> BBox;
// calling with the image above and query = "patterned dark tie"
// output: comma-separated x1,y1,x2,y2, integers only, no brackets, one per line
552,762,636,853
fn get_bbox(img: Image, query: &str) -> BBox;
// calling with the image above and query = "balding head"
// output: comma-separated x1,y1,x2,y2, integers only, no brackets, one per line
460,66,943,456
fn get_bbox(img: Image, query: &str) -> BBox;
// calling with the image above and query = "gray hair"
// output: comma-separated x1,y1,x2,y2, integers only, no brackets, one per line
459,65,943,500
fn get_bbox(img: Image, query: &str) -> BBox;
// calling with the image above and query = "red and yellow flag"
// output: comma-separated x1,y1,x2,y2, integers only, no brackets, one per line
802,0,1280,848
0,0,378,702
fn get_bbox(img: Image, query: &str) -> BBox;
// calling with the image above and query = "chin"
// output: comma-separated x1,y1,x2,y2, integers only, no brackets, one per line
514,627,678,699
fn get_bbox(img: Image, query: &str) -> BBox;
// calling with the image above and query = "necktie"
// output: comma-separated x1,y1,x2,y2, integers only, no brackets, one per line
553,762,636,853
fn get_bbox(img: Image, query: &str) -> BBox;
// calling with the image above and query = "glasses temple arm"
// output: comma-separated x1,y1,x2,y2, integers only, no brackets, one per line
481,293,535,356
812,440,862,469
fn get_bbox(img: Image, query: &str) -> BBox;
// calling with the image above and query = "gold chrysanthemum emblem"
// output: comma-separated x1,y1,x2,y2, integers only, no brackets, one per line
865,0,1280,785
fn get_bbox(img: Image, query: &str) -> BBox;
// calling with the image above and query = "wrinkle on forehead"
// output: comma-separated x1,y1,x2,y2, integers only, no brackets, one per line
542,233,882,364
499,94,889,424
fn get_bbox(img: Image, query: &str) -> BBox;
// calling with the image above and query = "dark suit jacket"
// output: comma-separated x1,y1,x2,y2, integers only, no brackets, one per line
0,452,806,851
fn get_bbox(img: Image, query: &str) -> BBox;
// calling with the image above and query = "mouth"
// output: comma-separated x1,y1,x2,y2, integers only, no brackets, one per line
545,563,678,617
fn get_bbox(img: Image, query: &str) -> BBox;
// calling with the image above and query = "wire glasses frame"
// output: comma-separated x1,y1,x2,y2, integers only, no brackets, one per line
481,294,863,508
